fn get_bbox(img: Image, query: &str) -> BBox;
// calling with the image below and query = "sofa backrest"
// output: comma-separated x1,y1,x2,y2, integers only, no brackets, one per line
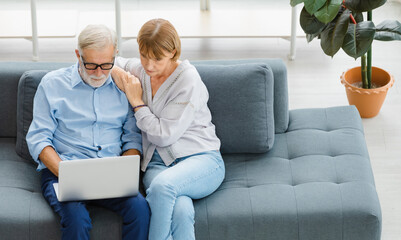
0,59,289,159
0,62,71,138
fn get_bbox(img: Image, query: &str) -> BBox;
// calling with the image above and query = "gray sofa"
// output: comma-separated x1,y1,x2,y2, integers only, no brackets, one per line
0,59,381,240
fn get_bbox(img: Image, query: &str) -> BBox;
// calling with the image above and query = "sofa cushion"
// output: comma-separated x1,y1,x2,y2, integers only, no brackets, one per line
0,138,27,163
16,70,50,162
0,187,122,239
193,59,289,134
195,63,274,154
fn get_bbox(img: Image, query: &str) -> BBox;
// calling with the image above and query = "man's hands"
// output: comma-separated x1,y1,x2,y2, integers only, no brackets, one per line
39,145,140,177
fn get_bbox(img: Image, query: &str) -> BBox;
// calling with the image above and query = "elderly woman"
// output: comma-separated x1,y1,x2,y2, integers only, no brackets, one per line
113,19,225,240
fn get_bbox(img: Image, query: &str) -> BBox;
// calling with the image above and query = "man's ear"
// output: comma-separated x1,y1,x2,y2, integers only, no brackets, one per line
75,49,80,60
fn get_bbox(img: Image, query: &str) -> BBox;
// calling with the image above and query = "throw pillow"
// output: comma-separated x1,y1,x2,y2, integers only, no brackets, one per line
195,63,275,154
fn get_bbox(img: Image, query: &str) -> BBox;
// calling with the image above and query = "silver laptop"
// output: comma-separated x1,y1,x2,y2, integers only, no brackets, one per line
53,155,140,202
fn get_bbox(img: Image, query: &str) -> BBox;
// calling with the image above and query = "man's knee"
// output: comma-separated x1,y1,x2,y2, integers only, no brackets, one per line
123,194,150,224
59,202,92,233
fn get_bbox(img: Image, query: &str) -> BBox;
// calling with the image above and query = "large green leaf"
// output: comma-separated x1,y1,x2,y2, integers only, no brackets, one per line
344,0,387,12
300,7,327,34
314,0,342,24
304,0,327,15
342,21,376,59
290,0,305,7
320,9,351,56
374,20,401,41
306,33,320,42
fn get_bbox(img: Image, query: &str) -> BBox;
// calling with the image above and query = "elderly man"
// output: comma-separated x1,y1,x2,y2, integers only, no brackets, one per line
26,25,150,240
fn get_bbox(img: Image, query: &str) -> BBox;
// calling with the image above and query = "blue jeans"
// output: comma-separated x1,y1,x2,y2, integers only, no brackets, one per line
41,168,150,240
143,150,225,240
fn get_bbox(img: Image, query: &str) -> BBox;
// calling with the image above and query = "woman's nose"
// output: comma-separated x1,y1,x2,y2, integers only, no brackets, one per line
146,62,154,71
146,60,156,71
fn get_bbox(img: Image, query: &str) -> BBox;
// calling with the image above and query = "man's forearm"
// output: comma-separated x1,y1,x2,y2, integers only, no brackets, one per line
39,146,62,177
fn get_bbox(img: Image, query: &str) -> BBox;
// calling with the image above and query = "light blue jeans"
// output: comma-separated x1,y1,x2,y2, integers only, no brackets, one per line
143,150,225,240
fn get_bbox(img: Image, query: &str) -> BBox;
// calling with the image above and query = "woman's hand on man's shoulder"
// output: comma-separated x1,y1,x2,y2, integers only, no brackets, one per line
111,66,130,92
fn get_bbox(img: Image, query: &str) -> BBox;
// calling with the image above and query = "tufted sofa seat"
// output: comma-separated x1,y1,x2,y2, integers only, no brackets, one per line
193,107,380,240
0,59,381,240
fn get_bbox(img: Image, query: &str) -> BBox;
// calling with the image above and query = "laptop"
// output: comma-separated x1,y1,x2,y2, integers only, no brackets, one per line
53,155,140,202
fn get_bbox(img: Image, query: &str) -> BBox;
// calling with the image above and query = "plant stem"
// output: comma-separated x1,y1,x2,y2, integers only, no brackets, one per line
361,54,368,88
367,11,372,88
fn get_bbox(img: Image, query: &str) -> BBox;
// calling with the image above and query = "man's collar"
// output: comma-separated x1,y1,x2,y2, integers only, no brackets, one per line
72,61,113,89
71,62,83,88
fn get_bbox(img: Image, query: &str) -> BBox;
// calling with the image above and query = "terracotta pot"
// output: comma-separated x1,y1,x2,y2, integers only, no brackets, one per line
341,66,394,118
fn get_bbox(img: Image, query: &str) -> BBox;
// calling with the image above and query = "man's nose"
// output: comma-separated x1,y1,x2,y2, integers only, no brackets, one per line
94,67,103,76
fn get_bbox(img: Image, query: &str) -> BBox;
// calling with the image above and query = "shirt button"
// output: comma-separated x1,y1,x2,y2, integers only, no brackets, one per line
97,146,102,151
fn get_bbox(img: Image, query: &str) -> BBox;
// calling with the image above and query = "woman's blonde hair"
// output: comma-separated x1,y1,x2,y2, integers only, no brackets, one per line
137,18,181,61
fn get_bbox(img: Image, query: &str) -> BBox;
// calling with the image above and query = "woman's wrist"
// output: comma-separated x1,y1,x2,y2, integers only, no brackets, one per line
132,103,146,112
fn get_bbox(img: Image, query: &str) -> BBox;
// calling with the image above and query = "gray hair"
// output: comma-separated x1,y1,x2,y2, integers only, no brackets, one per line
78,25,117,54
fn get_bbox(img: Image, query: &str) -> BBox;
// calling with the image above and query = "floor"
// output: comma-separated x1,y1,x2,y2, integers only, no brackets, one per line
1,0,401,239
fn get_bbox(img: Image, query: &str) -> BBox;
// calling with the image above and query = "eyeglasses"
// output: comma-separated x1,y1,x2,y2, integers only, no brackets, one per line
80,56,115,70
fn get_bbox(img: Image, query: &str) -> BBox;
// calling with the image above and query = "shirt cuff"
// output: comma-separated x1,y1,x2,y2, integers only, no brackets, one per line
122,142,143,155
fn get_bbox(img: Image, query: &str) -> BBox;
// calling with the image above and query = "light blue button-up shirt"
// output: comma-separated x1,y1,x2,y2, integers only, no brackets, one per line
26,62,142,171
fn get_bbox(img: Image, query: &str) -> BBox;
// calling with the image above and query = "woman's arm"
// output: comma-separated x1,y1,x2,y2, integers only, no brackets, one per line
134,100,196,147
111,66,129,92
120,73,145,108
112,57,142,92
122,71,201,147
114,57,141,75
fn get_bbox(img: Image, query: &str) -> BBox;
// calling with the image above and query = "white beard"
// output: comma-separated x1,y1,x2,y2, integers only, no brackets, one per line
79,63,109,88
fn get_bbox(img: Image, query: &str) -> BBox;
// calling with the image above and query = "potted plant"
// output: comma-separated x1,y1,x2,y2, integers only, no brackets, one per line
290,0,401,117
